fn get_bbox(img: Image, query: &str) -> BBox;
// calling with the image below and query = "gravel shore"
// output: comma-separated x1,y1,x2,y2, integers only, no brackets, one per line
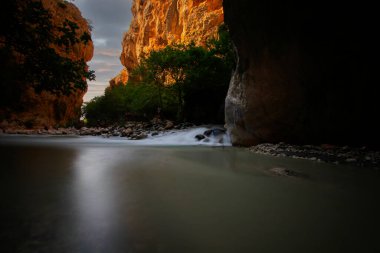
249,143,380,169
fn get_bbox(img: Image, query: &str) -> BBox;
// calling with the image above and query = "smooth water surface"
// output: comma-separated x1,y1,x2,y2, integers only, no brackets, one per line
0,136,379,253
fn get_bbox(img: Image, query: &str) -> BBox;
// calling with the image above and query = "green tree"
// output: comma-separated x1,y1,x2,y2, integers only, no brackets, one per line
134,26,235,123
134,43,201,121
83,24,235,125
0,0,95,109
82,82,177,126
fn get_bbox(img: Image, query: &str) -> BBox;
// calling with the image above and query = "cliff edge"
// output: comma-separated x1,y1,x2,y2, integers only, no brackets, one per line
113,0,223,85
0,0,93,128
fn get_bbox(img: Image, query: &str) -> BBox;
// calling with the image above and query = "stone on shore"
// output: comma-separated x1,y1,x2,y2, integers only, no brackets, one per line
250,143,380,168
164,121,174,130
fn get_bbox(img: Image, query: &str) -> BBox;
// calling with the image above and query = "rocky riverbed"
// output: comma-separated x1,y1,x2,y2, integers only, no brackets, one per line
249,143,380,169
0,120,195,140
2,119,378,168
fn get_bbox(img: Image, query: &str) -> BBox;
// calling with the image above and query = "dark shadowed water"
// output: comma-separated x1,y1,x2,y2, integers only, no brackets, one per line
0,136,379,253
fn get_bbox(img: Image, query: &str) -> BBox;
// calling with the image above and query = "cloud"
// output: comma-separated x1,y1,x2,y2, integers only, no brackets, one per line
83,82,109,101
95,48,121,58
93,38,108,47
96,68,115,73
74,0,133,101
91,61,120,67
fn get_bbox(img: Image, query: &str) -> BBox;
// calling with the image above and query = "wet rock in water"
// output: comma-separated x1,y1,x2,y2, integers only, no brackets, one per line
203,129,213,137
101,128,109,134
46,129,55,135
195,134,205,141
121,128,133,137
269,167,303,178
151,132,159,136
204,128,226,137
112,131,120,137
134,133,148,140
250,143,380,168
79,127,90,135
212,128,226,136
164,120,174,130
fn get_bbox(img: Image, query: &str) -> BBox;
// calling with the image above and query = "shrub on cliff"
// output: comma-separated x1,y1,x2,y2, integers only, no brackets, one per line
132,25,235,123
83,25,234,125
0,0,95,110
83,81,177,126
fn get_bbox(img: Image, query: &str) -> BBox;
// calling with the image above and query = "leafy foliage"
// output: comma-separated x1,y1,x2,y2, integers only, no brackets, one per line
134,25,235,123
83,83,177,126
0,0,95,109
83,24,235,125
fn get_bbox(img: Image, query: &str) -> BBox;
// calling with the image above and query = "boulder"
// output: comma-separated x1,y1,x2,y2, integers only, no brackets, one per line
121,128,133,137
164,121,174,130
195,134,206,141
204,128,226,137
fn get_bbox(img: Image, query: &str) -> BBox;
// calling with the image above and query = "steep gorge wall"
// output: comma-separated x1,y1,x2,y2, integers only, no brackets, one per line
223,0,379,146
0,0,93,128
113,0,223,84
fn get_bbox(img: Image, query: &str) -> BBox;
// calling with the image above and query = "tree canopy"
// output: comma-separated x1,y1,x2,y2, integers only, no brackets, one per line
0,0,95,109
83,25,235,125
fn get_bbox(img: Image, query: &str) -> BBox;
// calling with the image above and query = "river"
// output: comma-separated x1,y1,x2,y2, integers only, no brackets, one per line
0,133,379,253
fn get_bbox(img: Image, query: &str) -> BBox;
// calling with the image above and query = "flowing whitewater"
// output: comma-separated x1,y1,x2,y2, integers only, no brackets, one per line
0,127,232,147
138,127,231,146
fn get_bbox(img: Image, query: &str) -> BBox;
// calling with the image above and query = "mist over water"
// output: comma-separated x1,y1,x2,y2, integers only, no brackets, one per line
0,135,379,252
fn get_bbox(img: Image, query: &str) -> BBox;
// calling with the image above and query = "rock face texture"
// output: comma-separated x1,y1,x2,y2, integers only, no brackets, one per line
44,0,93,62
117,0,224,83
223,0,379,146
109,69,129,87
0,0,93,128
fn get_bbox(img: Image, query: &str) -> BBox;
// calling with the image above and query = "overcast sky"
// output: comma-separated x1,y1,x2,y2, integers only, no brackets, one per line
75,0,133,102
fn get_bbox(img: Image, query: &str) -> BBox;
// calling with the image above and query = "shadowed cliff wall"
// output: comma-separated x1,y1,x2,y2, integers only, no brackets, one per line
0,0,93,128
223,0,379,146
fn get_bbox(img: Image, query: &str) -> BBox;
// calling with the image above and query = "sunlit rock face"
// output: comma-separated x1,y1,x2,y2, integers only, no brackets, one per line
1,0,93,128
43,0,93,63
117,0,224,83
109,69,129,87
223,0,379,146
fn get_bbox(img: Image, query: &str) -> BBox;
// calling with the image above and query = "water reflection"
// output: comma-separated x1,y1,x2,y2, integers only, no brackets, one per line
71,147,128,252
0,137,379,252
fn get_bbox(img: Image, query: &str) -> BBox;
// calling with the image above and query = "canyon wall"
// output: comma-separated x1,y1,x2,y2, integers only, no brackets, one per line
114,0,224,84
223,0,379,146
0,0,93,128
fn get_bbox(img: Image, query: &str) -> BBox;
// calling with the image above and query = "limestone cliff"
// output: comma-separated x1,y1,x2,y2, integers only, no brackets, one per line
116,0,224,83
109,69,129,87
0,0,93,128
223,0,379,146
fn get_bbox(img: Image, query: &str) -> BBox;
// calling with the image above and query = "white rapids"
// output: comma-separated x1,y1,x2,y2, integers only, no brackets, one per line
0,127,232,147
136,127,231,146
